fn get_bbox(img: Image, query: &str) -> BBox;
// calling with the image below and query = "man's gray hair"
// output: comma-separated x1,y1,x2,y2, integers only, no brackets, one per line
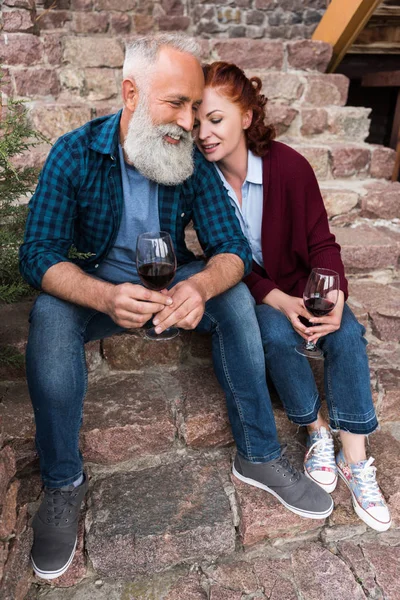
123,34,201,85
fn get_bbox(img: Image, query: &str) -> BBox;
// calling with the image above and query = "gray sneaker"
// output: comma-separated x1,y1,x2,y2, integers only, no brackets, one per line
31,474,88,580
232,449,333,519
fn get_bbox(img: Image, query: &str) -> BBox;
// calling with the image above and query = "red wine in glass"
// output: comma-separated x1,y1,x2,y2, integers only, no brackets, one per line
136,232,178,341
295,268,340,360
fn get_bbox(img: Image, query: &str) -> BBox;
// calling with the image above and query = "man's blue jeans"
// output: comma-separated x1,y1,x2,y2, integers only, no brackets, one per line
26,261,281,488
255,303,378,435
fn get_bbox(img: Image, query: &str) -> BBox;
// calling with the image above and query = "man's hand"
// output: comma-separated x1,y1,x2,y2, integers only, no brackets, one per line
105,283,174,329
303,291,345,343
152,278,207,333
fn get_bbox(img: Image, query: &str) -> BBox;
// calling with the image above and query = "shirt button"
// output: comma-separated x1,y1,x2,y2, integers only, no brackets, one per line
110,155,115,161
94,264,99,268
181,212,185,217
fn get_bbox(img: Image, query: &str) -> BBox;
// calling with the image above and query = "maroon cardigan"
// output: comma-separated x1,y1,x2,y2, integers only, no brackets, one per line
244,140,348,303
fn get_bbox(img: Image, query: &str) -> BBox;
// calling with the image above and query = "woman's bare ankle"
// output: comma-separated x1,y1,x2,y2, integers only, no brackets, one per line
340,431,367,463
306,415,329,435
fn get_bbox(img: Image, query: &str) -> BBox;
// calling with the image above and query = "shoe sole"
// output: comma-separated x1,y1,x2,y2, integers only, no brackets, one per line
232,465,333,520
31,537,77,580
337,469,392,532
304,468,338,494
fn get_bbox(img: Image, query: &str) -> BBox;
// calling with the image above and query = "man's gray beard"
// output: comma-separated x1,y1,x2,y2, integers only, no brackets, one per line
124,98,194,186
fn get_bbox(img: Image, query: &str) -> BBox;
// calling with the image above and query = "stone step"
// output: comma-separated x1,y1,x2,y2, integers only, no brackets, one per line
332,222,400,274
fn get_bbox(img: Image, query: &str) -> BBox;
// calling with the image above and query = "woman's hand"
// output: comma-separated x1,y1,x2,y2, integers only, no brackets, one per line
263,289,314,341
304,290,345,343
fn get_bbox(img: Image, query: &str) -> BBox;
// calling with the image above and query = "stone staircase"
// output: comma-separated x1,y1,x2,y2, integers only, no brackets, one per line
1,37,400,600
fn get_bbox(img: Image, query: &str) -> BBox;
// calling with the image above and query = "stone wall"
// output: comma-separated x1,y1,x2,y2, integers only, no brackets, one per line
1,0,326,40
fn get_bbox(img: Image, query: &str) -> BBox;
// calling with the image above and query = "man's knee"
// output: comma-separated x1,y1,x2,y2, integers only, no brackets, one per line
255,304,294,349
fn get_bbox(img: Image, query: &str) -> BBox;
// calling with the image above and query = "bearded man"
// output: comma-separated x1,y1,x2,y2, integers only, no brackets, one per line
20,34,333,581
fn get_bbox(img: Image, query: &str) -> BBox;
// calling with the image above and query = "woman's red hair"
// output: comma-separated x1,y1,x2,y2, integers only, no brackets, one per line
202,61,275,157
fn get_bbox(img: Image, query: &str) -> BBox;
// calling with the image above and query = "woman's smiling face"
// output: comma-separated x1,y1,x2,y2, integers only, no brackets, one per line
193,87,250,163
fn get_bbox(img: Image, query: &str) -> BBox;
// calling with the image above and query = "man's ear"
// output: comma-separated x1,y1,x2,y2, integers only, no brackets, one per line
243,109,253,130
122,78,139,113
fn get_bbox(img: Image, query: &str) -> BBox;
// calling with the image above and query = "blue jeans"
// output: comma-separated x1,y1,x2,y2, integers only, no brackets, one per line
255,303,378,435
26,261,281,487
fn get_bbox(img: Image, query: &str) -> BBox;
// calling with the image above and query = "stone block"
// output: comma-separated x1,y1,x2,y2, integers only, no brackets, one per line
133,13,155,34
157,16,191,31
81,373,176,464
370,145,397,180
2,9,35,32
42,33,64,65
29,104,91,142
286,40,332,72
320,187,359,218
0,480,19,540
0,446,16,509
255,72,304,102
71,0,93,9
252,557,297,599
265,102,297,136
164,576,207,600
212,39,284,70
361,181,400,220
210,586,241,600
233,476,324,546
4,0,35,7
36,9,71,30
360,543,400,600
86,457,236,577
292,145,329,179
110,13,131,34
254,0,275,7
13,68,60,98
377,369,400,423
349,281,400,342
0,33,43,66
300,108,328,136
204,561,258,594
0,515,33,600
63,37,124,68
94,0,136,9
174,367,232,449
333,224,400,273
330,145,370,178
102,329,190,370
291,543,366,599
304,74,349,106
337,541,383,599
59,67,85,94
84,68,118,101
246,9,265,26
0,381,36,445
368,429,400,526
73,12,109,33
161,0,185,16
327,106,371,141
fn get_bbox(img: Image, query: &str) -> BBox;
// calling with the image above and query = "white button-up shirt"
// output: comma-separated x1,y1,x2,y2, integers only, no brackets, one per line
215,150,264,268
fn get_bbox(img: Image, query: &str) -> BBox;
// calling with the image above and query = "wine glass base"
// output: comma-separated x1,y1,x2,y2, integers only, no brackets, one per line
295,344,324,360
145,327,179,341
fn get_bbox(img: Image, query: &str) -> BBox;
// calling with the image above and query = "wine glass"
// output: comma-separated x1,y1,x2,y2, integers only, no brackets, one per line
295,268,340,360
136,231,179,341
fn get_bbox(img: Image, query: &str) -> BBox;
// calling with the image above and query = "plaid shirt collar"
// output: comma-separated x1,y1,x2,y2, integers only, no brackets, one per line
88,109,122,156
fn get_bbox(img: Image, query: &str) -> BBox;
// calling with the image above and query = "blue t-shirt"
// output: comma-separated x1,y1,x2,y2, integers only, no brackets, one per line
96,145,160,284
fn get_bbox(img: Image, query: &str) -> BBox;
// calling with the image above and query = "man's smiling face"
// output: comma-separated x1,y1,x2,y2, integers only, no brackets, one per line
123,46,204,186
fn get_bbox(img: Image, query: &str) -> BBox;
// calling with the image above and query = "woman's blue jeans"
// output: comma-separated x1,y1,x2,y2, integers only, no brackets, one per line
26,261,281,487
255,303,378,435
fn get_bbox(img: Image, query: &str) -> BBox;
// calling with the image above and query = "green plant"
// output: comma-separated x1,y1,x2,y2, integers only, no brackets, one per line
0,70,46,303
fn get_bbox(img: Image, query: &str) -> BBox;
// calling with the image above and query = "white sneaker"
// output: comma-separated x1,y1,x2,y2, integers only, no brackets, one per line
336,450,391,532
304,427,338,493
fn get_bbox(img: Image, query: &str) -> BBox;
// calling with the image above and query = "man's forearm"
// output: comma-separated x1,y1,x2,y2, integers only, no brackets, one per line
189,253,245,302
42,262,114,313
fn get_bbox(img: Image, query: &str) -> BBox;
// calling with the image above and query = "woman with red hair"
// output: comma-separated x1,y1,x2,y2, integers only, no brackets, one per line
193,61,390,532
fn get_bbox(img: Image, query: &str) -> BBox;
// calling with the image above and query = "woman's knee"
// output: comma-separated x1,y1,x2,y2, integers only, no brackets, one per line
255,304,295,348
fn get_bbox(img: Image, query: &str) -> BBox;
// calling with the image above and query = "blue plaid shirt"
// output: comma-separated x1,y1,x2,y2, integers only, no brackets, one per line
19,111,252,290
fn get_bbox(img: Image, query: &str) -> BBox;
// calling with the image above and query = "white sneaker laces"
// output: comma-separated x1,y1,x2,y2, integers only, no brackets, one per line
355,457,382,503
306,435,335,470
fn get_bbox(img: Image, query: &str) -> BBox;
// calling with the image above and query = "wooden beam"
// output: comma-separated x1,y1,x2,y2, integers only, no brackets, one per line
312,0,384,72
362,70,400,86
349,42,400,53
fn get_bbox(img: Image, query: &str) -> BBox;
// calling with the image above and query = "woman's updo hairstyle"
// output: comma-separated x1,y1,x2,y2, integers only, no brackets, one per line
202,61,275,157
